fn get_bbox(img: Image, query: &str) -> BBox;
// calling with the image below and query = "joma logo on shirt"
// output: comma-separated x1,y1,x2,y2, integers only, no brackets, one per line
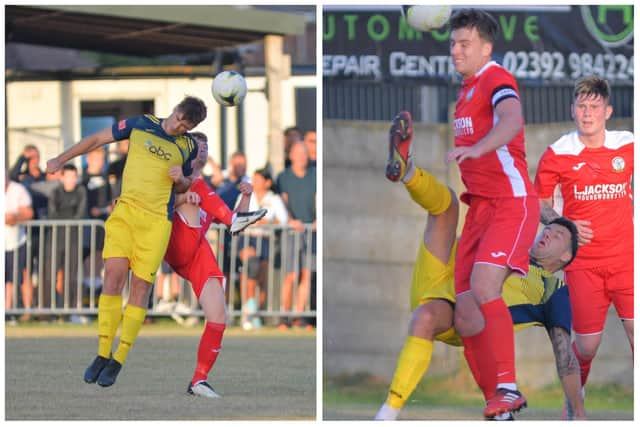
454,116,474,136
573,183,627,201
144,141,172,160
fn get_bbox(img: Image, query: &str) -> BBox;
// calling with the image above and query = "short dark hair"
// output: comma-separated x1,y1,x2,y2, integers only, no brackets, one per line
230,151,246,160
62,163,78,173
449,9,499,44
549,217,579,268
190,131,207,142
176,96,207,125
254,167,272,182
574,75,611,103
284,126,303,138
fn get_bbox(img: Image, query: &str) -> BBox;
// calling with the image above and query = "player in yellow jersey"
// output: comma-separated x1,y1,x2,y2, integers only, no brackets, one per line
375,113,586,420
46,96,207,387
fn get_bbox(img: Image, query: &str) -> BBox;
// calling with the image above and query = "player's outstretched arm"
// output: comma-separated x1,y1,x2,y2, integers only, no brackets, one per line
235,182,253,213
548,327,586,420
47,127,115,173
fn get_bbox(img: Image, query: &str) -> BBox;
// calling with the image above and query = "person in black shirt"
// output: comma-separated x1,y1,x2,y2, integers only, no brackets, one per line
46,164,87,312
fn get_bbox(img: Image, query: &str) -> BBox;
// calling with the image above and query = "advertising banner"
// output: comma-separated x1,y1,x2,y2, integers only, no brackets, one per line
323,5,634,85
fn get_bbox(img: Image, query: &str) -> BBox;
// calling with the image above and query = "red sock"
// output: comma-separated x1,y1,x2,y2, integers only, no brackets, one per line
572,341,592,387
462,340,495,401
480,298,516,384
191,321,226,385
192,180,233,226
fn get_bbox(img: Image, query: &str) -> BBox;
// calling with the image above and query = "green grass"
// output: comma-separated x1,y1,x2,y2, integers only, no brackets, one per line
7,319,315,338
324,370,633,412
6,330,316,420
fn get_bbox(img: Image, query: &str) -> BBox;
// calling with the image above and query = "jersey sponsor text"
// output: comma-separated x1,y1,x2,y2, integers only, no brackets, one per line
573,183,627,201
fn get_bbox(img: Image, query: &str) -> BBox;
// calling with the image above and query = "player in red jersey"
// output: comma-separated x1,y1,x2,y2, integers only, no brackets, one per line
164,132,266,398
442,9,538,418
534,76,633,417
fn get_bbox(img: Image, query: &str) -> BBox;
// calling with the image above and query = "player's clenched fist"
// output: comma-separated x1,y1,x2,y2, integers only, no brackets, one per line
238,181,253,196
185,191,201,205
46,158,62,174
168,165,184,182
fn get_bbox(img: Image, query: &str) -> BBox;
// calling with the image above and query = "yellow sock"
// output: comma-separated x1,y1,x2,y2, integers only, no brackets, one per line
97,294,123,358
113,304,147,364
386,336,434,409
405,167,451,215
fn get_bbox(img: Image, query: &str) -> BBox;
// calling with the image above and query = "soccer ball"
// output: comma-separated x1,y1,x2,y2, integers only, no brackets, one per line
401,5,452,32
211,71,247,107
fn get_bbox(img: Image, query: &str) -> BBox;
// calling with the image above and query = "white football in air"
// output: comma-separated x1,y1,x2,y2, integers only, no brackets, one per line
211,71,247,107
401,5,452,32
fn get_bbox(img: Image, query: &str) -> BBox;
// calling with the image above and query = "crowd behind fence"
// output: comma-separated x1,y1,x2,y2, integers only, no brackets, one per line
5,219,316,326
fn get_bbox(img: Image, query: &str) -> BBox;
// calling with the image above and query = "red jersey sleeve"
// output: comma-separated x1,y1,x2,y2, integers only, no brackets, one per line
191,178,233,226
534,148,561,199
480,66,520,110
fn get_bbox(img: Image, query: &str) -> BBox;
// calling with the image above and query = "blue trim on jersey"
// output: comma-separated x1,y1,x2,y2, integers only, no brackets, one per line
509,285,572,333
167,189,176,221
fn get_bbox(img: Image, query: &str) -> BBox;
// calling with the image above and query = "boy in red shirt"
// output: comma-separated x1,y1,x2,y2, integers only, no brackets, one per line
165,132,265,397
535,75,633,417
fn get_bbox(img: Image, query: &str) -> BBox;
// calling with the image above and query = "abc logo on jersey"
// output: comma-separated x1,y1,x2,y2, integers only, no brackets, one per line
144,140,172,160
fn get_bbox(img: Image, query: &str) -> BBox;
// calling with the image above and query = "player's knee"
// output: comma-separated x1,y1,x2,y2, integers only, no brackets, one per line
246,256,261,280
453,315,465,335
574,337,599,360
206,310,226,324
410,305,437,338
103,270,128,293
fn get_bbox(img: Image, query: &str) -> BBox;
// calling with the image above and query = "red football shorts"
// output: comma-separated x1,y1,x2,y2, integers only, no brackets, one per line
564,261,634,335
455,196,539,294
164,215,224,299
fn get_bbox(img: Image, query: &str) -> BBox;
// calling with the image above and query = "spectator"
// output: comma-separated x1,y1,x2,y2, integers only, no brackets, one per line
46,164,87,315
304,130,317,168
202,156,224,191
216,152,250,209
276,142,317,329
30,170,63,207
283,126,304,170
107,138,129,199
216,152,250,310
5,172,35,322
82,147,113,298
9,144,45,188
10,146,48,295
236,167,289,330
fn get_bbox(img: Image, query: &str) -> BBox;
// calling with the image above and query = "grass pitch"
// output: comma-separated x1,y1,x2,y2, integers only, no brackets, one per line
324,372,633,421
6,323,315,420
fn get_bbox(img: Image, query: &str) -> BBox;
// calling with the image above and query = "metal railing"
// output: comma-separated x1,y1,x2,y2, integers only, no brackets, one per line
5,219,316,323
323,80,633,124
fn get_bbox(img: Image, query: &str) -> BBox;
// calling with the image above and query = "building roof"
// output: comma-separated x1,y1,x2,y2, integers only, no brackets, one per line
6,5,306,56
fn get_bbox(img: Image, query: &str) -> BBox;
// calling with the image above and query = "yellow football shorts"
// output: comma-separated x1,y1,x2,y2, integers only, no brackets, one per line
103,200,172,283
410,241,462,346
411,242,552,347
